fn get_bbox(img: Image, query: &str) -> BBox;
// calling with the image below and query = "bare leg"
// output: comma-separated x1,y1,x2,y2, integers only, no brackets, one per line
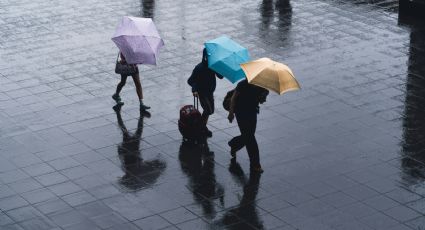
131,73,143,100
132,73,150,110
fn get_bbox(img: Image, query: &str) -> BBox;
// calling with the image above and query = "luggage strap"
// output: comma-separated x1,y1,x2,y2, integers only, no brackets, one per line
193,96,199,110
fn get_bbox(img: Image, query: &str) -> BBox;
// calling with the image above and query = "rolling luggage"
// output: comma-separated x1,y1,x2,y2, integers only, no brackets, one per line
178,97,204,141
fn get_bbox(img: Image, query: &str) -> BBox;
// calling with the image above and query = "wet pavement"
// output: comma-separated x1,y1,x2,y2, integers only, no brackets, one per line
0,0,425,229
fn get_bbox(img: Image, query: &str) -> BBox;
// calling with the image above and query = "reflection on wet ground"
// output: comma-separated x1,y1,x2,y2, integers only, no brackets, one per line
179,139,224,220
1,0,425,229
213,160,264,229
115,106,166,191
400,18,425,190
259,0,293,49
140,0,155,18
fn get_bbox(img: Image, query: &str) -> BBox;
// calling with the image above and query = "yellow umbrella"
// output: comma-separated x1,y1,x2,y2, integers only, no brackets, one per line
240,58,300,95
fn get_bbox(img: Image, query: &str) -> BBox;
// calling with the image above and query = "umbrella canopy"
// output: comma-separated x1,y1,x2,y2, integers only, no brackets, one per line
241,58,300,95
112,16,164,65
204,36,250,83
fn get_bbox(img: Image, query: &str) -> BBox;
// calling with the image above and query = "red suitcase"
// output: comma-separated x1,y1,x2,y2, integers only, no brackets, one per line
178,97,204,141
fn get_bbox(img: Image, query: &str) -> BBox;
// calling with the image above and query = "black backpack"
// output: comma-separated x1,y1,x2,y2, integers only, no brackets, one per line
222,89,235,111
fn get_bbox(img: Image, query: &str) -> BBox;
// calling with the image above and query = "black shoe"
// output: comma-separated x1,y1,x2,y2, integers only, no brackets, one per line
112,94,124,105
140,103,151,111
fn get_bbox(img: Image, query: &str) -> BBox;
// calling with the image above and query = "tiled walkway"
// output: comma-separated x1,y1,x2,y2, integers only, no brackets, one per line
0,0,424,229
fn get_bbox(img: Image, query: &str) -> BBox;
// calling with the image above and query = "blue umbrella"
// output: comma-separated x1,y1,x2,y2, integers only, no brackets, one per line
204,36,250,83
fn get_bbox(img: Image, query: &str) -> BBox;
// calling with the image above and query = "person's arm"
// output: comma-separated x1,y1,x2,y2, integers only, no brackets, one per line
228,90,239,123
187,67,200,97
119,53,126,63
215,72,224,79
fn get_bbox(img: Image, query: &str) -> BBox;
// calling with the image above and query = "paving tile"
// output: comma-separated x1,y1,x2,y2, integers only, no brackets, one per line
21,188,57,204
62,191,96,207
0,169,30,184
256,194,293,212
342,184,381,201
0,185,15,199
48,209,88,228
6,205,43,222
48,181,82,196
86,184,121,199
0,224,25,230
385,188,423,204
34,198,72,215
91,212,128,229
363,194,400,211
18,217,57,230
8,178,43,194
338,202,379,219
386,224,415,230
35,172,69,187
160,207,198,225
383,205,422,222
320,191,357,208
106,222,141,230
406,198,425,214
0,213,14,226
11,154,43,168
300,181,338,198
0,195,29,211
359,212,401,229
175,218,209,230
405,216,425,230
133,214,172,230
48,157,81,171
63,220,101,230
22,163,56,177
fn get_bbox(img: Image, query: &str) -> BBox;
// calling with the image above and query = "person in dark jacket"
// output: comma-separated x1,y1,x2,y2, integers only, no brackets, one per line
187,48,223,137
227,79,269,173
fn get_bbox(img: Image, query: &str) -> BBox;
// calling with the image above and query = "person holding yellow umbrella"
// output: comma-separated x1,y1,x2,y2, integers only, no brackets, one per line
228,79,268,173
227,57,300,173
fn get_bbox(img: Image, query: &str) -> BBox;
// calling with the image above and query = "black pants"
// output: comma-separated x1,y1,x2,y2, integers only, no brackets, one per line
229,113,260,167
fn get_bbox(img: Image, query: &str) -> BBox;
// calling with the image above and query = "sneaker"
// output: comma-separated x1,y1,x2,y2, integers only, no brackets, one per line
112,94,124,105
140,103,151,111
250,165,264,173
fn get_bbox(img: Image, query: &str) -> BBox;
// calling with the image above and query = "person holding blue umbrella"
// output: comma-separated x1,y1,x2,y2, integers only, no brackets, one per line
187,48,224,138
204,35,250,84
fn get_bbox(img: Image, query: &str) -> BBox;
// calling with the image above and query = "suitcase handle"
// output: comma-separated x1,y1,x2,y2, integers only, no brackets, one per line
193,96,199,110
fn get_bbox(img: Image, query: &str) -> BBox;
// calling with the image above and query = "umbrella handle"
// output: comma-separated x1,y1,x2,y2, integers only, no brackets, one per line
193,96,199,110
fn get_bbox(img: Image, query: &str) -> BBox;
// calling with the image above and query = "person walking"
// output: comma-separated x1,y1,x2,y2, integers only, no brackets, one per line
187,48,223,137
227,79,269,173
112,52,151,111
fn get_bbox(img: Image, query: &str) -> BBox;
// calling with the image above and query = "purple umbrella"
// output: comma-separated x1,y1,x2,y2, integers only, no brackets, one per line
112,16,164,65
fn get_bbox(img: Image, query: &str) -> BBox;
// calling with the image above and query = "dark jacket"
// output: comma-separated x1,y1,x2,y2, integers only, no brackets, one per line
187,49,223,96
234,80,269,116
